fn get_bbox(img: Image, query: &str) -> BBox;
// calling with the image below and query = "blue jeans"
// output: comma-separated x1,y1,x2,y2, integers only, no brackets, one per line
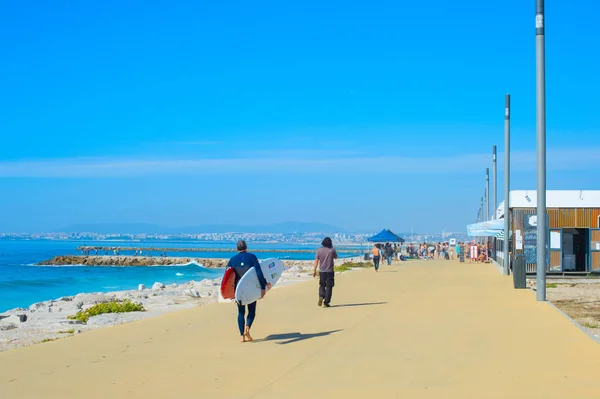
373,256,380,270
237,302,256,336
387,255,392,265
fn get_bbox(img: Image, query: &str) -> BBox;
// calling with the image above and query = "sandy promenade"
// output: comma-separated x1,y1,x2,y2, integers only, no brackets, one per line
2,260,600,398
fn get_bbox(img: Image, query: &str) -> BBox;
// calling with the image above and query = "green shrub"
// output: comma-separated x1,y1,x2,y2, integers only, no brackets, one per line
546,283,558,288
583,321,599,329
339,262,372,269
67,300,144,323
334,261,373,273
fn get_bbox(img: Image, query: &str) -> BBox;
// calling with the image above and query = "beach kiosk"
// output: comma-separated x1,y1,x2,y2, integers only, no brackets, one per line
496,190,600,274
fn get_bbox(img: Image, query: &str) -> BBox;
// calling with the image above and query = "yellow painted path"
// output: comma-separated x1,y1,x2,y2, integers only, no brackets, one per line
2,261,600,398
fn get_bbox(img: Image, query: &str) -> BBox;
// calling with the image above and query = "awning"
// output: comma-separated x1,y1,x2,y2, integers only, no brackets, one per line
467,219,504,237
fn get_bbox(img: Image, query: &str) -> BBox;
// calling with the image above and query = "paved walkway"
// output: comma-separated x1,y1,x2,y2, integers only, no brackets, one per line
2,261,600,398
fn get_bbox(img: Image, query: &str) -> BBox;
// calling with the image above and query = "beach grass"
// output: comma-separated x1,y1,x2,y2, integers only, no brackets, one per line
67,300,145,323
58,329,75,334
583,321,600,329
334,261,373,272
546,283,558,289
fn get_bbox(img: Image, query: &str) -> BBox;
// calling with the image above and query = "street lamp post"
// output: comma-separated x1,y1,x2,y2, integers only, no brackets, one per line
503,94,511,276
492,146,497,219
485,168,490,221
535,0,547,301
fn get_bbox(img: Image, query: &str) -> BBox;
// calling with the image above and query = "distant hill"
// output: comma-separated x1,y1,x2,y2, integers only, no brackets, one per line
58,221,343,234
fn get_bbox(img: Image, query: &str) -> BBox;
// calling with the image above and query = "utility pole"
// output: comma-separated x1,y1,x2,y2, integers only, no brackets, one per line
503,94,511,276
492,146,497,219
536,0,547,301
485,168,490,221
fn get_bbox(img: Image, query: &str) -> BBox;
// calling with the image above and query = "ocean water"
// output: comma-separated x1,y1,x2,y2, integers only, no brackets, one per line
0,240,357,313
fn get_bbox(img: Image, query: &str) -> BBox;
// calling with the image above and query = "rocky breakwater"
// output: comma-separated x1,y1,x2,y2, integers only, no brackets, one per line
37,255,227,268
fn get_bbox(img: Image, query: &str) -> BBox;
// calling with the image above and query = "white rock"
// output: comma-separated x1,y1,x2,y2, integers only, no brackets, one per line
29,302,46,312
1,314,27,323
0,323,17,331
152,282,165,290
138,284,146,291
184,289,200,298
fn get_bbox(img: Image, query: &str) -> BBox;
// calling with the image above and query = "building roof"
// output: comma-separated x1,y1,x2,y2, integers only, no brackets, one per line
496,190,600,217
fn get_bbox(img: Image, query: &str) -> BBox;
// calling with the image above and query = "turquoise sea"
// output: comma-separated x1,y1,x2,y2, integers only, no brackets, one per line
0,240,357,313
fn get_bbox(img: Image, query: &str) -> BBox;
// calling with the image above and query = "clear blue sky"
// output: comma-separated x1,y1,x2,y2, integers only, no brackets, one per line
1,1,599,233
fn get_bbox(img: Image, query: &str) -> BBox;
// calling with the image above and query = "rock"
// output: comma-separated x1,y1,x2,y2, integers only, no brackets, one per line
29,302,47,312
74,294,115,304
138,284,146,291
57,296,73,302
183,289,200,298
152,282,165,290
1,314,27,323
169,283,178,288
62,319,85,325
0,323,17,331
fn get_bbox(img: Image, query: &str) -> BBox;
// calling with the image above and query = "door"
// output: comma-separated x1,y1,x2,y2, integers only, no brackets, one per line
591,229,600,272
549,228,562,272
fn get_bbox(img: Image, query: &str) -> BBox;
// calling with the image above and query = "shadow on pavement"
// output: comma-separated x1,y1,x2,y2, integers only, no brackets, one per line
331,302,387,308
255,330,343,345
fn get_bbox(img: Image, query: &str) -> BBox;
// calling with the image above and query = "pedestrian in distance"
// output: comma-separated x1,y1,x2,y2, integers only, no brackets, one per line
385,243,394,265
313,237,338,308
372,243,381,272
227,240,271,342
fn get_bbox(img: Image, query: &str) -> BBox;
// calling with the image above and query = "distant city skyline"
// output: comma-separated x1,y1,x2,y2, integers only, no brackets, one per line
1,1,599,233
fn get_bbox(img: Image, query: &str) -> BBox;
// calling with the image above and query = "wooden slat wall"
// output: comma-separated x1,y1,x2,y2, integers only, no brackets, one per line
592,253,600,272
510,207,600,273
549,251,561,272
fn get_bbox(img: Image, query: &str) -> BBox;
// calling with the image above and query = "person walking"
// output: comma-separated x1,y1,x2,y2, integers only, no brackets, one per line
372,243,381,272
313,237,338,308
385,243,394,265
227,240,269,342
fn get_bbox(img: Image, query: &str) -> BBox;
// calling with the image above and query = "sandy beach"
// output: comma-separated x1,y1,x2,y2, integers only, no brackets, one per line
0,257,361,352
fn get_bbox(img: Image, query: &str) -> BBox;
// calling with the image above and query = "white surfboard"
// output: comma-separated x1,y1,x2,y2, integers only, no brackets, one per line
235,258,284,306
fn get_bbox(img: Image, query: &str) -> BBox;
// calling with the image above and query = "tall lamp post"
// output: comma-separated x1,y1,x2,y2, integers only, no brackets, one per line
492,146,497,219
536,0,547,301
503,94,511,276
485,169,490,221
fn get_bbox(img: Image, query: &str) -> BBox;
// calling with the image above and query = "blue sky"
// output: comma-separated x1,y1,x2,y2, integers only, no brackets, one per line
1,0,599,233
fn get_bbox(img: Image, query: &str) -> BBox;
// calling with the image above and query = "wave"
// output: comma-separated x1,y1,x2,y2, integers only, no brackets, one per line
175,272,184,276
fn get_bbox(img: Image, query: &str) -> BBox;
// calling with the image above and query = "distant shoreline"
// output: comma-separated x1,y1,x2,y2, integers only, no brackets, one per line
75,245,360,253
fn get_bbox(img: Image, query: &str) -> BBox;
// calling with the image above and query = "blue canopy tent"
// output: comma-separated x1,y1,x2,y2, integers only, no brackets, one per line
367,229,405,243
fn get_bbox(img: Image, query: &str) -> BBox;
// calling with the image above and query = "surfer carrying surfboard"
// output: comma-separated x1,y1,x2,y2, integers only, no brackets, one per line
227,240,270,342
313,237,338,308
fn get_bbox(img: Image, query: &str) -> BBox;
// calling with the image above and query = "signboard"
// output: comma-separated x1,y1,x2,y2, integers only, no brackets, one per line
524,214,538,264
449,238,456,246
515,229,523,250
